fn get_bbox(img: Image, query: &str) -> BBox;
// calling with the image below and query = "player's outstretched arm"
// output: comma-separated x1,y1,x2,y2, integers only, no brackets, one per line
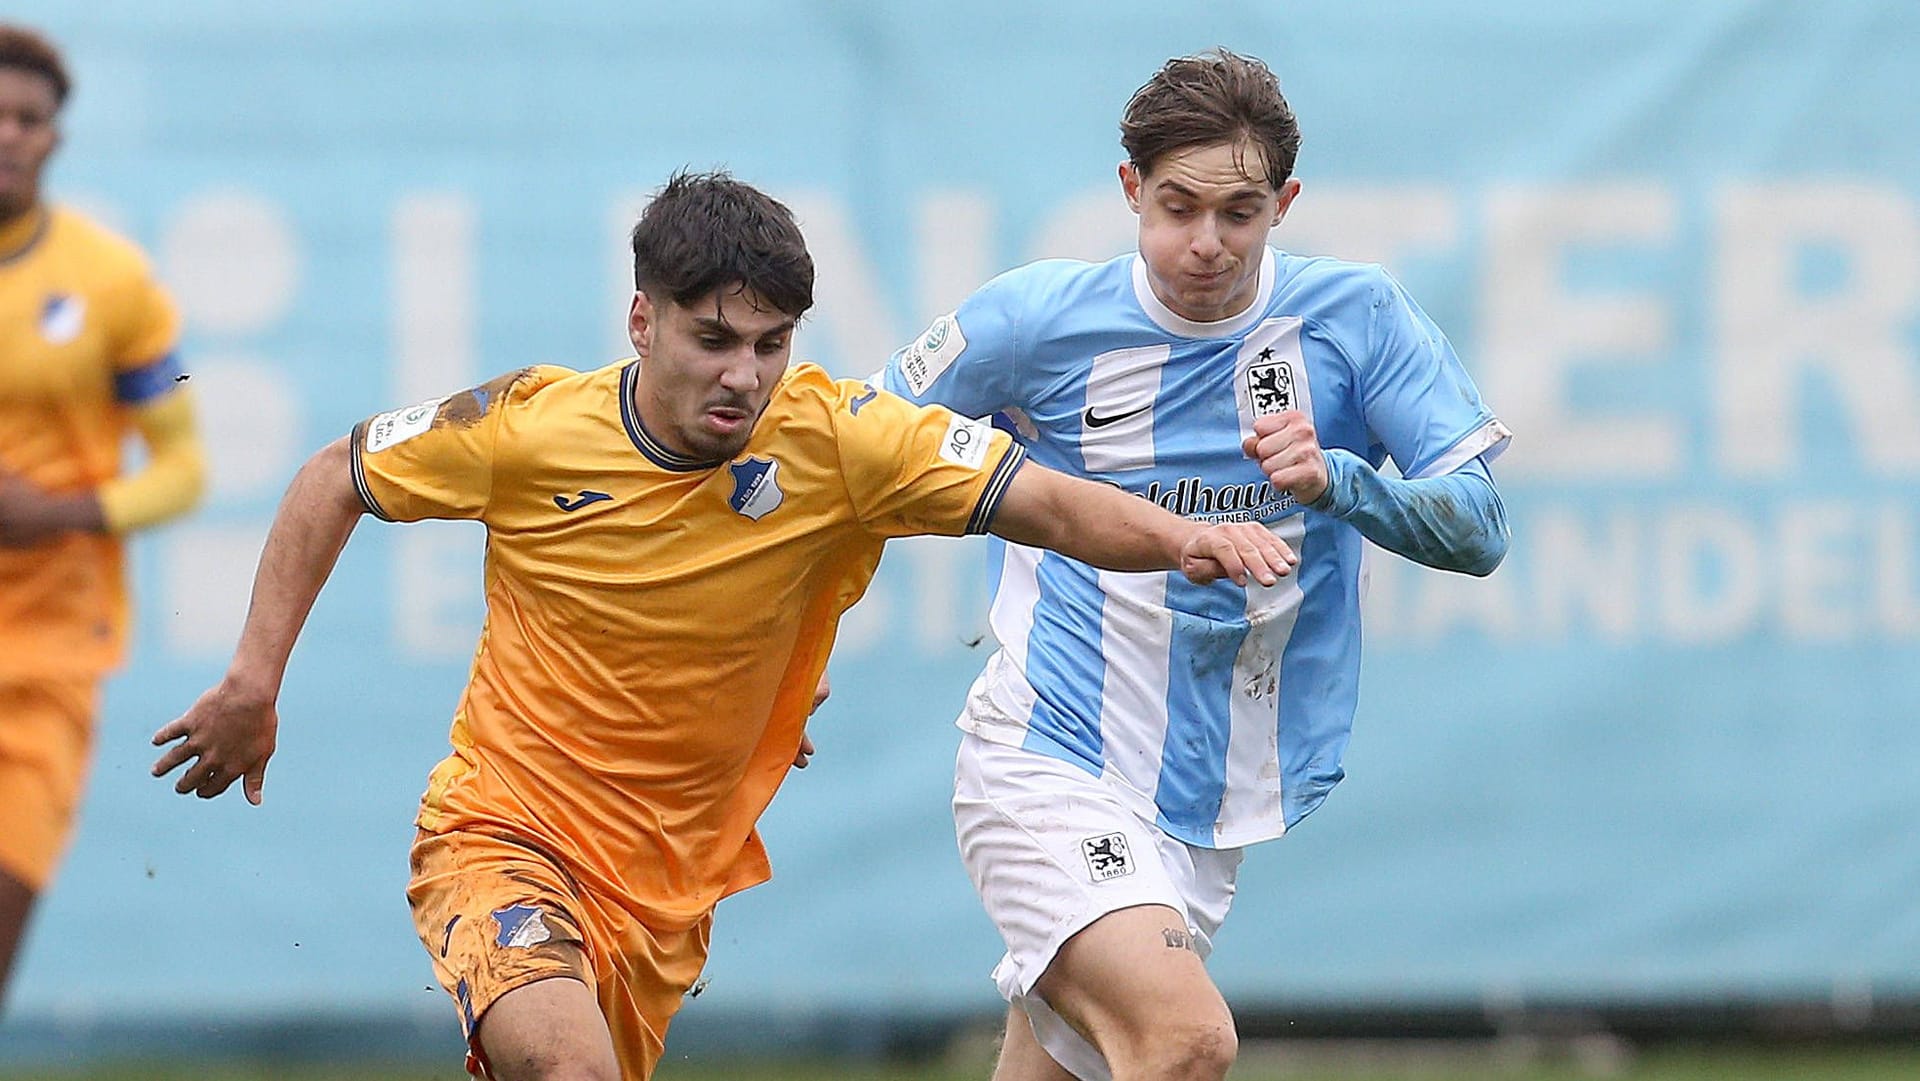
151,437,368,804
987,463,1297,586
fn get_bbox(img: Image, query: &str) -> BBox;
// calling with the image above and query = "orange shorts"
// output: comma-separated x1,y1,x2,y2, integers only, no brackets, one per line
0,679,99,890
407,828,712,1080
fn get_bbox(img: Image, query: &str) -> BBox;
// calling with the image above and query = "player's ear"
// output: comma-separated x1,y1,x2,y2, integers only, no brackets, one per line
1272,177,1302,226
628,291,656,358
1119,161,1144,214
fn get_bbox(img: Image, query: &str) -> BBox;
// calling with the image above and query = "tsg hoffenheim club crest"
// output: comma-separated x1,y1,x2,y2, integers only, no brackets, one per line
39,294,85,345
728,456,784,520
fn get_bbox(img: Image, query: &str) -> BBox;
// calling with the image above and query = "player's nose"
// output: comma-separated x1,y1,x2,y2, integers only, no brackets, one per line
717,350,761,392
1189,218,1225,259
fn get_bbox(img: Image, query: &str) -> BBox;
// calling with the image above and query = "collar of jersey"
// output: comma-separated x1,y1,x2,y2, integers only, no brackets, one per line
0,205,51,268
1131,246,1276,339
619,361,726,472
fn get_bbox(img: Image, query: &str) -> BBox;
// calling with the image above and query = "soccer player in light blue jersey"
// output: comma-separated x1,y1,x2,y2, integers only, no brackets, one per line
881,49,1512,1081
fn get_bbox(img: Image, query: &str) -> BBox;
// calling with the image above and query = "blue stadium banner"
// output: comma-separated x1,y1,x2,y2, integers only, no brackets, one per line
5,0,1915,1026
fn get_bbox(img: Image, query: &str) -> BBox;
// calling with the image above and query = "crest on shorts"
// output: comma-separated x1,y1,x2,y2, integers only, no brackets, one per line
1081,832,1134,881
491,903,553,949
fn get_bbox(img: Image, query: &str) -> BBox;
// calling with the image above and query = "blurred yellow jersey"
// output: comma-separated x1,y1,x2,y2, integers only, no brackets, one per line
0,206,184,679
352,360,1024,929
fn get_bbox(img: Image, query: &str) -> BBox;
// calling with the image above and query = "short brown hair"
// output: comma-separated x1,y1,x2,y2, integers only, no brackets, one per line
0,24,69,106
1120,48,1299,187
630,170,815,319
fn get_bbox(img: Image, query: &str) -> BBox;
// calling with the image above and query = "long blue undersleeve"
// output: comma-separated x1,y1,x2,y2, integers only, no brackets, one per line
1308,450,1509,576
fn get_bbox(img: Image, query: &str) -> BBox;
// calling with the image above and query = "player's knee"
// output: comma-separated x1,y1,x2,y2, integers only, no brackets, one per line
1150,1015,1237,1081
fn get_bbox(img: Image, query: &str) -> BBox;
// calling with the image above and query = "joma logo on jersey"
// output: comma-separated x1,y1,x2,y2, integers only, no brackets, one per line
1247,359,1293,416
728,456,784,520
1082,832,1134,881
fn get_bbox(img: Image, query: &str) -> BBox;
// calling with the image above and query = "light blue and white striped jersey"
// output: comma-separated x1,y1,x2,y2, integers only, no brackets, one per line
882,247,1510,848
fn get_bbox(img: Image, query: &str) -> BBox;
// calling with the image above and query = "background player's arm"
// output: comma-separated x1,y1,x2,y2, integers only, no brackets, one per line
0,394,204,544
0,470,106,545
98,390,208,532
988,462,1296,586
151,437,367,804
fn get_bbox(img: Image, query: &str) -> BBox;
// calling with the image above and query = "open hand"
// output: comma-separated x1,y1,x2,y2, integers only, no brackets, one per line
1178,521,1298,587
151,681,280,804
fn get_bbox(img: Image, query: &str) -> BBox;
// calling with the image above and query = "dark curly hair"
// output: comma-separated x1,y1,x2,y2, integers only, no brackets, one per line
630,170,814,318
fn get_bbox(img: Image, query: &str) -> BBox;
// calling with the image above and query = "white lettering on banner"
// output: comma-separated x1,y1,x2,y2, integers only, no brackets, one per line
393,195,477,403
1878,506,1920,636
1408,555,1526,640
608,190,647,360
917,191,994,323
161,190,300,337
1358,499,1920,648
190,355,304,500
1029,186,1135,264
782,191,904,378
1778,502,1861,641
1278,186,1459,268
1656,507,1765,642
1714,183,1920,476
1532,510,1639,641
122,182,1920,663
1480,184,1680,478
162,524,269,655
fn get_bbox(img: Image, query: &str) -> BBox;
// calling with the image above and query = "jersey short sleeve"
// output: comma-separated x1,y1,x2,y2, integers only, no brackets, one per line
880,271,1022,416
106,252,185,405
351,368,543,522
829,381,1026,538
1359,267,1511,479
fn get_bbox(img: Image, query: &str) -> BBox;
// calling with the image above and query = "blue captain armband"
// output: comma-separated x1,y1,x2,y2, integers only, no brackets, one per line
114,352,186,404
1309,449,1510,576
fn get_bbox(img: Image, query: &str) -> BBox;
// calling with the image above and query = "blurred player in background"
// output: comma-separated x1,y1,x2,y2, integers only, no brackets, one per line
151,171,1293,1080
0,24,206,1012
882,48,1512,1081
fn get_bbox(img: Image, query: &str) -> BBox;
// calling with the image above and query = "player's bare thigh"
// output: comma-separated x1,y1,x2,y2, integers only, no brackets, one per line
1032,903,1235,1077
474,971,620,1081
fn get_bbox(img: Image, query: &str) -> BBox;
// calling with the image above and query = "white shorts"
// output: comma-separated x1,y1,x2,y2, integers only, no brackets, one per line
953,730,1245,1081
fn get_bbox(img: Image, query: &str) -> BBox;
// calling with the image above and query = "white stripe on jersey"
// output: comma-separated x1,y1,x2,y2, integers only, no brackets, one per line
1233,318,1310,440
977,543,1043,726
1091,569,1173,809
1414,418,1515,478
1081,344,1168,473
1216,513,1309,845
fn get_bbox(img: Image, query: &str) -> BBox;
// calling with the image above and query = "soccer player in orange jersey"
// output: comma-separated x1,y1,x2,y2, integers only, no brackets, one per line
151,171,1295,1081
0,25,207,1012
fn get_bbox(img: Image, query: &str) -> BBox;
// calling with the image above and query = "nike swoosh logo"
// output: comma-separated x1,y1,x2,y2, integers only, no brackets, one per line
553,490,613,512
1083,404,1149,429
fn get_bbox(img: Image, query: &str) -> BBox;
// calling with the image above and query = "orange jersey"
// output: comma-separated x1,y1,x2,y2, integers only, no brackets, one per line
0,206,184,680
351,361,1024,929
